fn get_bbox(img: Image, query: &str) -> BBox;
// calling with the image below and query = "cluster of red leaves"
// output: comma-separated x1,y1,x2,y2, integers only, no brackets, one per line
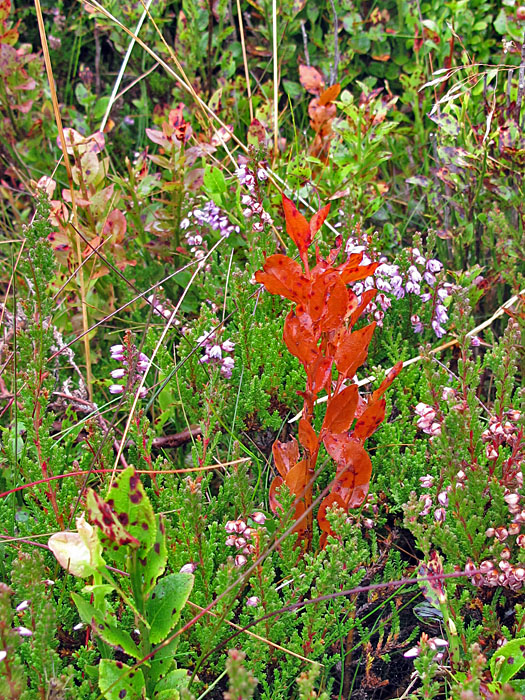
298,65,341,163
255,195,401,547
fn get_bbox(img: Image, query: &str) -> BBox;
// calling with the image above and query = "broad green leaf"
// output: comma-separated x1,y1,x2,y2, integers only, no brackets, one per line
203,165,227,197
99,659,145,700
144,514,168,596
490,638,525,685
154,669,189,697
72,593,141,659
88,467,156,563
146,573,194,644
148,636,179,691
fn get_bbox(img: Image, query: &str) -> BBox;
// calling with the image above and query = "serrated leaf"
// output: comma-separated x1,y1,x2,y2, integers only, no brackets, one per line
146,573,194,645
99,659,145,700
154,669,190,696
72,593,141,659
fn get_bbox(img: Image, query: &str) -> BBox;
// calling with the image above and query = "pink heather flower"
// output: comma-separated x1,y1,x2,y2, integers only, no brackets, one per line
222,339,235,352
16,600,30,612
419,474,434,488
15,627,33,637
407,265,422,284
427,259,443,273
109,384,125,394
225,535,237,547
437,491,449,507
208,345,222,360
246,596,260,607
110,368,126,379
420,292,432,303
411,314,424,333
179,562,197,574
419,495,432,516
431,320,446,338
251,512,267,524
257,168,268,181
423,271,436,285
235,554,247,567
470,336,481,347
403,646,419,658
434,508,446,523
110,344,124,355
225,521,237,534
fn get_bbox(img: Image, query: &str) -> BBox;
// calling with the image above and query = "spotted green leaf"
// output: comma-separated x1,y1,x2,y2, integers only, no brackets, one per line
490,637,525,685
146,572,194,645
99,659,145,700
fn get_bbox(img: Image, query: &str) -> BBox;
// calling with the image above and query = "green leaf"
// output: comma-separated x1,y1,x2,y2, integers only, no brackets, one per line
99,659,145,700
144,514,168,595
490,638,525,685
148,636,179,691
88,467,156,564
154,669,189,698
146,573,194,645
72,593,141,659
203,165,227,204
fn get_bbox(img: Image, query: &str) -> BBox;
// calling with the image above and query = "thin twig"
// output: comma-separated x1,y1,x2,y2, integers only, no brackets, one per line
328,0,340,85
236,0,253,122
272,0,279,157
516,30,525,122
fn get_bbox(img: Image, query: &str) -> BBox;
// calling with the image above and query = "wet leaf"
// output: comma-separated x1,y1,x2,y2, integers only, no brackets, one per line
255,254,310,304
353,398,386,441
334,322,376,379
282,195,311,258
298,419,318,454
283,310,320,368
272,437,299,479
323,385,359,434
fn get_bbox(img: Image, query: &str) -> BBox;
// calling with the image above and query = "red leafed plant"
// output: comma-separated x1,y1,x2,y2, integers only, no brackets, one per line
255,195,402,547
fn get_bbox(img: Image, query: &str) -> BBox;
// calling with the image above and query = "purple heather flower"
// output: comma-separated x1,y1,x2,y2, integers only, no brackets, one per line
0,651,7,662
424,271,436,285
437,491,449,507
222,339,235,352
470,336,481,347
434,304,449,324
407,265,422,284
235,554,247,567
246,596,261,606
16,600,30,612
432,320,446,338
15,627,33,637
420,292,432,303
427,259,443,273
420,474,434,488
405,281,421,295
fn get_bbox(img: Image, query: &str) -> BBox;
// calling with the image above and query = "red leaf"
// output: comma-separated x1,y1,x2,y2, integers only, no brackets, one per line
322,384,359,435
309,203,331,238
307,269,338,323
284,459,308,496
269,476,284,512
255,254,310,305
308,356,333,396
353,398,386,442
283,310,320,368
299,64,325,96
334,322,376,379
272,437,299,479
282,195,311,257
319,83,341,106
317,493,346,536
371,360,403,403
298,419,318,454
349,289,376,327
320,275,348,331
323,434,372,507
340,261,380,284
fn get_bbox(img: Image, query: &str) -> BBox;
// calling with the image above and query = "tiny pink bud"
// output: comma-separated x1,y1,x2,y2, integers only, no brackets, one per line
179,562,197,574
235,554,247,567
251,512,267,525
